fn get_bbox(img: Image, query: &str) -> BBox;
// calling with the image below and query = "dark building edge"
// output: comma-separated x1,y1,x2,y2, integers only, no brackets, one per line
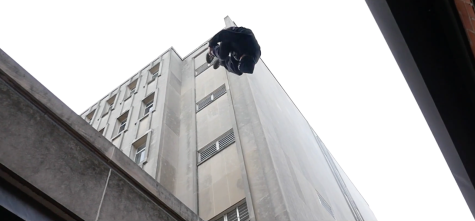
366,0,475,218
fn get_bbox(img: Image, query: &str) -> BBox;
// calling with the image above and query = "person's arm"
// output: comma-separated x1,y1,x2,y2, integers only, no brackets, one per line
209,29,242,47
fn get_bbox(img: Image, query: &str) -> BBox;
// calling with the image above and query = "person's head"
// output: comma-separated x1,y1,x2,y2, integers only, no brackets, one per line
238,55,255,74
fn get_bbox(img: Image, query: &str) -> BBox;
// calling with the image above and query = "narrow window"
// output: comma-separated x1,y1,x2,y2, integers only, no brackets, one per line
116,111,129,135
98,128,105,135
132,135,148,165
103,94,117,116
119,119,127,133
135,145,146,164
151,72,159,81
142,93,155,117
85,109,95,123
127,79,138,98
149,63,160,82
144,101,153,115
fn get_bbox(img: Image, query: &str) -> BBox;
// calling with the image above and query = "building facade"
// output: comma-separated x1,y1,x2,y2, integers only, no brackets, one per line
81,17,377,221
0,50,202,220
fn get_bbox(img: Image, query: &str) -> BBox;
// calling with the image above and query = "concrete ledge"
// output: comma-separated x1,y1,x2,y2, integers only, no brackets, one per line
0,48,202,221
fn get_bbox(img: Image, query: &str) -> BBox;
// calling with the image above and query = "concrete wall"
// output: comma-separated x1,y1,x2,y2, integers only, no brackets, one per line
0,48,202,221
332,152,378,220
227,59,374,221
198,144,246,220
155,49,182,195
175,48,199,213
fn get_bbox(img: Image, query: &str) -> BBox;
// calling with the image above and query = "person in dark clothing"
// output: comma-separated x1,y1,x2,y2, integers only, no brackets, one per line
206,26,261,75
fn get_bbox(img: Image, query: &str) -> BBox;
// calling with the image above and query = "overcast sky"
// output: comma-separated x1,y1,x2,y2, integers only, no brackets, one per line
1,1,473,220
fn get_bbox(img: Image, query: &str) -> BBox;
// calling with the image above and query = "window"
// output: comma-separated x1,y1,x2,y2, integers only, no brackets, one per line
142,93,155,117
213,202,249,221
132,134,149,165
149,63,160,82
144,101,153,115
135,145,146,164
116,111,129,135
102,94,117,116
126,79,138,98
85,109,95,123
119,119,127,133
151,72,159,81
98,128,105,135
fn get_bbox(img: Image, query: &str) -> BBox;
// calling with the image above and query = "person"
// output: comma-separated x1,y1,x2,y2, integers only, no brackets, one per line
206,26,261,75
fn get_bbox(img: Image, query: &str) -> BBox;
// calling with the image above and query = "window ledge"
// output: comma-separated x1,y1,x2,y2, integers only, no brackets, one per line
111,133,122,140
140,160,148,168
111,129,127,140
124,96,131,101
139,113,150,121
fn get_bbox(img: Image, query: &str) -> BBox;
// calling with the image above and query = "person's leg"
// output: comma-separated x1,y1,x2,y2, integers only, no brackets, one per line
206,45,217,64
213,42,232,60
213,59,223,69
210,42,232,68
207,43,230,64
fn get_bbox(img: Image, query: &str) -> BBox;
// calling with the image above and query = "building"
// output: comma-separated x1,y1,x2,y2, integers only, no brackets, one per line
367,0,475,217
0,46,201,220
79,17,376,221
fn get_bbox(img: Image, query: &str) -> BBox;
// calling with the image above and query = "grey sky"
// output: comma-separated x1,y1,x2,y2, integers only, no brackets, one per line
0,0,472,220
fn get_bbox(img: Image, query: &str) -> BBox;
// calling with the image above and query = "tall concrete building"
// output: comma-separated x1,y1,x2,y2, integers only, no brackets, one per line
80,17,377,221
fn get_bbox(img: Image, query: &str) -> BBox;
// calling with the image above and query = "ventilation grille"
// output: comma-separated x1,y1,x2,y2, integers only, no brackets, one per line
196,84,227,112
195,63,210,76
196,96,213,112
237,202,250,221
213,84,227,99
200,143,218,163
227,209,238,221
220,132,235,149
318,192,334,218
198,130,235,164
214,202,249,221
